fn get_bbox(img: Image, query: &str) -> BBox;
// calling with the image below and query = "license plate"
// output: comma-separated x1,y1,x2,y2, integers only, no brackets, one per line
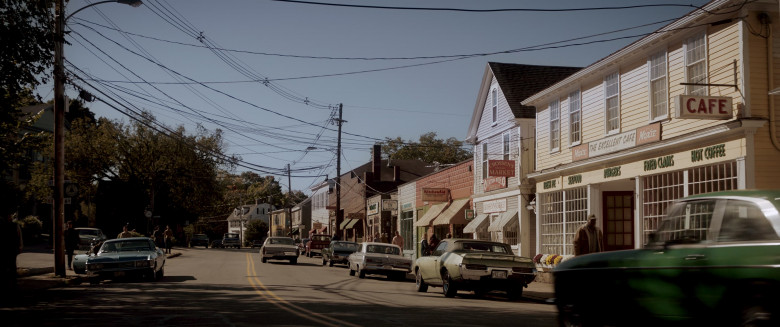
491,270,507,279
114,271,125,277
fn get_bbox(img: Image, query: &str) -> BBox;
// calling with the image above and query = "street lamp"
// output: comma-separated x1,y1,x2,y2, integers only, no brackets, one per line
53,0,142,277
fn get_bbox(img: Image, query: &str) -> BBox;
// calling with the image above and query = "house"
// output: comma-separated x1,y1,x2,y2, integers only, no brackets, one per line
309,179,333,236
464,62,580,257
522,0,780,263
227,201,273,244
291,197,312,240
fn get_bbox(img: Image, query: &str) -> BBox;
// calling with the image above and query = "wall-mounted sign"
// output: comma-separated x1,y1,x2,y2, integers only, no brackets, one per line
465,209,475,221
572,123,661,161
488,160,515,177
484,176,507,192
422,188,449,202
482,199,507,214
543,179,557,190
675,95,733,119
382,199,398,211
691,143,726,162
604,166,622,178
567,174,582,185
643,155,675,172
401,202,413,211
367,202,379,215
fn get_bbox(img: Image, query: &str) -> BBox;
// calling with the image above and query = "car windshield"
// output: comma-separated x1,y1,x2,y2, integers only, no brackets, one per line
270,238,294,245
333,242,358,251
193,234,208,240
653,200,716,244
100,240,153,253
79,230,99,237
367,245,400,255
460,242,511,254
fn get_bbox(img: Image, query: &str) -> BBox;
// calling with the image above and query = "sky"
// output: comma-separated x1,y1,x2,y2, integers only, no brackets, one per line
42,0,712,194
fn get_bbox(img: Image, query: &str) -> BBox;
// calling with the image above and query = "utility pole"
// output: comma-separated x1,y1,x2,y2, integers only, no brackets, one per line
53,0,66,277
287,163,292,236
334,103,344,238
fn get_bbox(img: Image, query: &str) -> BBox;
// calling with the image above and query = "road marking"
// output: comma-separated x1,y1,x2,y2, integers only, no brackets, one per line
245,253,362,327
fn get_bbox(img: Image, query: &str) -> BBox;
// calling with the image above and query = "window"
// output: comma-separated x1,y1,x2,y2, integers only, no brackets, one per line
569,90,581,145
401,210,413,250
491,88,498,124
539,187,588,255
549,100,560,151
719,200,779,242
605,73,620,133
650,51,668,120
502,132,510,160
482,143,489,180
685,33,707,96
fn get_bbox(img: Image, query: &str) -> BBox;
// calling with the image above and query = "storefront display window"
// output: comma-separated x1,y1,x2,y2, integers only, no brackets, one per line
540,187,587,255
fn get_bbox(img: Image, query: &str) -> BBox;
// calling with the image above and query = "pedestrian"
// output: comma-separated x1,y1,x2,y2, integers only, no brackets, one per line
372,232,380,242
429,234,440,253
153,226,163,248
64,221,80,270
117,225,133,238
573,214,604,256
164,225,173,254
331,233,341,241
419,235,429,256
0,214,23,295
381,233,389,243
391,230,404,249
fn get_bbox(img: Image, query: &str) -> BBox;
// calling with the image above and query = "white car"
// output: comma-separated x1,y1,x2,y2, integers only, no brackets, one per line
347,242,411,280
260,237,299,264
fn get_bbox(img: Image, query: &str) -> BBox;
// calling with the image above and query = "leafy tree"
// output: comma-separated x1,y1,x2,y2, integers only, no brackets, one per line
244,219,269,243
382,132,472,165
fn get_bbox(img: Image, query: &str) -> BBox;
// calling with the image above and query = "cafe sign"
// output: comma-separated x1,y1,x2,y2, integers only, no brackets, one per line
422,188,449,202
488,160,515,177
572,122,661,161
675,95,732,120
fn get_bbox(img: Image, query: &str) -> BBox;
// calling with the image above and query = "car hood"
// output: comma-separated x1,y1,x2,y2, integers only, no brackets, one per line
87,252,155,263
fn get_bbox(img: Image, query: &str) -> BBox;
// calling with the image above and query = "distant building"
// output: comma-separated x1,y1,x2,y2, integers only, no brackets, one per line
227,201,274,243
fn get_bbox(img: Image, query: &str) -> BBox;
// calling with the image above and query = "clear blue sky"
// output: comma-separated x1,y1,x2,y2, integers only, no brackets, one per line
43,0,711,194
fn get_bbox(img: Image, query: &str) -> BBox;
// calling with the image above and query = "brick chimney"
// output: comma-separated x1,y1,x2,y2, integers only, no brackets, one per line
372,144,381,181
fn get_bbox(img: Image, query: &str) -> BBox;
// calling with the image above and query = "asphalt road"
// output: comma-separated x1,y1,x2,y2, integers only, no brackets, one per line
4,246,557,327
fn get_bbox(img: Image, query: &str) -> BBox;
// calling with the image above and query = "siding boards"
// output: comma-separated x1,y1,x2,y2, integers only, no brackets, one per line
620,60,648,131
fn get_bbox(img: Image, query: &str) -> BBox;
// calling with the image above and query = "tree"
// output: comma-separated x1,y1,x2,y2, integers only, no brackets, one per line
244,219,269,242
382,132,472,165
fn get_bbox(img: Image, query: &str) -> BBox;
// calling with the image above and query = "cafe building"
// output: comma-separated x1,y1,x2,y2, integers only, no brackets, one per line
522,0,780,257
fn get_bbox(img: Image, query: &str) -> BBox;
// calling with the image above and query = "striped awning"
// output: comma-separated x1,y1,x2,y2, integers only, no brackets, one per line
339,219,353,230
413,202,447,227
432,198,470,226
345,218,360,229
463,214,489,234
487,209,518,232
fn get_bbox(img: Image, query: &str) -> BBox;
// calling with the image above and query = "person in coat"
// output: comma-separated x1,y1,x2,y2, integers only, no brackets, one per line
573,214,604,256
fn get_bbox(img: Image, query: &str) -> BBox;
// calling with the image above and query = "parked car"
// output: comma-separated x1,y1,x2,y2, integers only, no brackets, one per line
260,237,299,264
222,232,241,249
85,237,165,284
347,242,411,280
554,190,780,326
414,238,536,299
189,234,209,248
75,227,106,250
321,241,359,267
305,234,331,257
211,240,223,248
251,239,264,249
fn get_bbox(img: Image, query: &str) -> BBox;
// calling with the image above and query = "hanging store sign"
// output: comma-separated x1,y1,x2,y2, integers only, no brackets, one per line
382,199,398,211
422,188,449,202
465,209,475,221
367,202,379,215
675,95,733,119
572,122,661,161
401,202,413,211
484,176,507,192
488,160,515,177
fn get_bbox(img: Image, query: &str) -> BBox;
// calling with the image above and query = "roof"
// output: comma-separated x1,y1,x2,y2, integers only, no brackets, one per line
466,62,580,143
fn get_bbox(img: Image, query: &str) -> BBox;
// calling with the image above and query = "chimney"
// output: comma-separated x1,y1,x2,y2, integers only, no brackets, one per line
372,144,381,180
393,166,401,182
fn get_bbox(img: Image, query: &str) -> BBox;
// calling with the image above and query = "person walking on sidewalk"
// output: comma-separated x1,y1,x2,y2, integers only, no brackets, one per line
391,230,404,249
163,225,173,254
64,221,80,270
573,214,604,256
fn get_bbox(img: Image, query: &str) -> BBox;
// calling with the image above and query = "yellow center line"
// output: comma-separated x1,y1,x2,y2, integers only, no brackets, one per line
245,253,362,327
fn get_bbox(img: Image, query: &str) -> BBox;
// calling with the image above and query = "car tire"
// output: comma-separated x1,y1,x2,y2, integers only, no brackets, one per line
415,271,428,292
349,264,356,276
507,286,523,300
737,287,776,327
328,259,334,267
261,257,267,263
156,267,164,281
290,258,297,265
442,270,457,298
89,277,100,285
322,257,327,266
358,265,366,279
557,303,586,327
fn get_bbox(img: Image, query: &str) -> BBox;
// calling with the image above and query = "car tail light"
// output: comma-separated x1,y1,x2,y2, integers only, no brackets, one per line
463,264,487,270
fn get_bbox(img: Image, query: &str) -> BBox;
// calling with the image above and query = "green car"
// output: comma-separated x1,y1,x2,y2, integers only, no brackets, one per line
414,238,536,299
554,190,780,326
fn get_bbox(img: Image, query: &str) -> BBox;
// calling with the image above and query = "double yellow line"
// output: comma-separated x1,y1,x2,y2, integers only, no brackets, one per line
245,253,362,327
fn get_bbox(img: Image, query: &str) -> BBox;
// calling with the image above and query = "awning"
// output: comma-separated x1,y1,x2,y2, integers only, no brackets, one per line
345,218,360,229
339,219,353,230
432,198,470,226
290,228,299,235
413,202,447,227
463,213,489,234
488,209,518,232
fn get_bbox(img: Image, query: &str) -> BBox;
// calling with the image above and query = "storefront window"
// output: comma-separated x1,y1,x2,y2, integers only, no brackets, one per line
401,210,413,250
539,187,587,255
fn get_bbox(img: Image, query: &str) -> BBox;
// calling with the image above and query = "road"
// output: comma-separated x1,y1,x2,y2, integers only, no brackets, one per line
4,247,557,326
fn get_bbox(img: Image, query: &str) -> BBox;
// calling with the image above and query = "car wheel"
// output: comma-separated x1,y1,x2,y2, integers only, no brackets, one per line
328,259,334,267
737,289,775,327
261,256,267,263
507,286,523,300
349,264,356,276
358,265,366,279
557,303,586,327
290,258,297,265
442,270,457,298
156,267,164,281
322,257,327,266
415,271,428,292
